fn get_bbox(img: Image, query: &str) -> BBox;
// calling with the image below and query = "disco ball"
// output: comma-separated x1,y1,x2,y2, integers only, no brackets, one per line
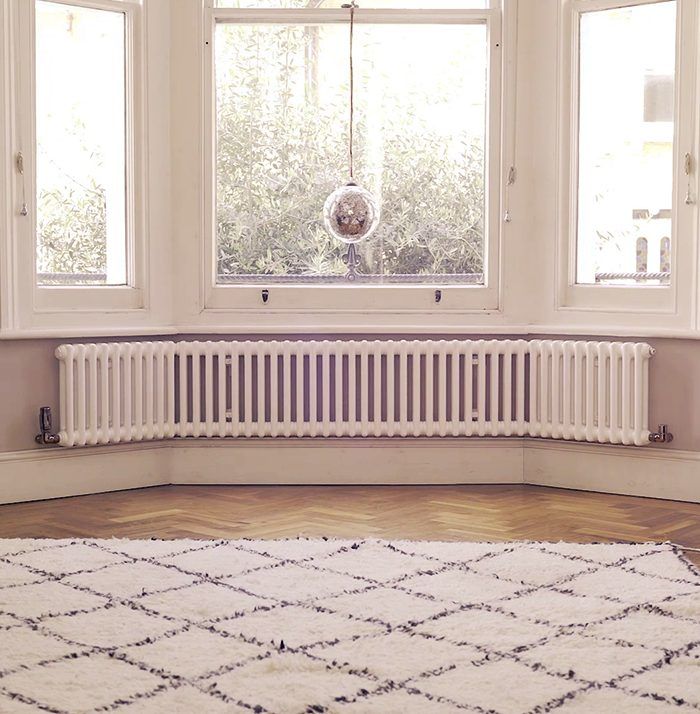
323,183,380,244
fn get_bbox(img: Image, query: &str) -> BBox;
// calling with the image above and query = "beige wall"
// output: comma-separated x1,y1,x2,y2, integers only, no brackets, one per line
1,338,64,453
647,338,700,450
0,334,697,453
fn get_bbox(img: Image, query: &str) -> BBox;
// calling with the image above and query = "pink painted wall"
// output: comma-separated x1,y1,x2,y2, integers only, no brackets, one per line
0,335,696,452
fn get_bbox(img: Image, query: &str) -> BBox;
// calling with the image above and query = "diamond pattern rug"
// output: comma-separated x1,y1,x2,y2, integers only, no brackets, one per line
1,539,699,713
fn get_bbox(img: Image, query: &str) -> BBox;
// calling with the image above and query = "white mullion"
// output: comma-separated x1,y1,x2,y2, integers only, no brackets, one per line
675,0,698,326
568,0,582,291
14,0,36,324
484,7,502,293
0,0,16,330
123,0,139,291
202,3,216,311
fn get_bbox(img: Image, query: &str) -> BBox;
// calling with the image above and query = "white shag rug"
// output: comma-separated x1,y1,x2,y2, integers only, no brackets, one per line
1,539,699,713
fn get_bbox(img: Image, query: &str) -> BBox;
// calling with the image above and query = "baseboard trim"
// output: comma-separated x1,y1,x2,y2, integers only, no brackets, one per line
0,444,167,504
524,440,700,503
0,439,697,505
167,438,524,486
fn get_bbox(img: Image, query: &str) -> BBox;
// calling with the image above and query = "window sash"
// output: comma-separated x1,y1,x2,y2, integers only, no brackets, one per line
557,0,696,317
13,0,145,315
203,4,503,313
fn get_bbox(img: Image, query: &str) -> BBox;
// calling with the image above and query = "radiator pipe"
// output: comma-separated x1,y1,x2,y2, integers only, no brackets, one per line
35,406,61,445
649,424,673,443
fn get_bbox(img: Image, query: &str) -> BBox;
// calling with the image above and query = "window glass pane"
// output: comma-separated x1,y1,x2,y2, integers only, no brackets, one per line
576,1,675,286
215,22,487,284
35,1,127,286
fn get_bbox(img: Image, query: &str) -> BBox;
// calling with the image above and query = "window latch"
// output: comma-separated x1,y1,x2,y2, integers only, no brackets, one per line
15,151,28,216
504,166,516,222
685,152,695,205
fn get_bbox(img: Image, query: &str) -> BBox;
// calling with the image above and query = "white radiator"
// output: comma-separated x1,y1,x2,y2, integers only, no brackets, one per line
54,339,653,447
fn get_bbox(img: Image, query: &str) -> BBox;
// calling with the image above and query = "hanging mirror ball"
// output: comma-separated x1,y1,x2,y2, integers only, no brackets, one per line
323,183,380,244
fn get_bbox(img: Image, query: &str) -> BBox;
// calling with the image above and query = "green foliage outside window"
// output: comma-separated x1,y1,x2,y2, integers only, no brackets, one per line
37,179,107,284
215,23,486,282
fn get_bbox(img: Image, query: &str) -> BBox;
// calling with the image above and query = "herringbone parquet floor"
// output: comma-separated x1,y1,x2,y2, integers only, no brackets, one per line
0,484,698,565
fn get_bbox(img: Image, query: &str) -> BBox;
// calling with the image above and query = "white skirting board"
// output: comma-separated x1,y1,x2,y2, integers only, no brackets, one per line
0,444,167,504
167,439,524,486
524,441,700,503
0,439,698,505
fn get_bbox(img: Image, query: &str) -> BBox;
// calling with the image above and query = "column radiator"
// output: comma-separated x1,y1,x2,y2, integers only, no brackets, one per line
53,339,653,447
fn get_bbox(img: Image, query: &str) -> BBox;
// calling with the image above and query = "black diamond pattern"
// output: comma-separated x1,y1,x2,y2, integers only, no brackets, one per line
0,539,699,713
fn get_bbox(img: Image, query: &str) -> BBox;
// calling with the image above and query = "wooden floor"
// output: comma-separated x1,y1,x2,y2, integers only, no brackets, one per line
0,484,699,565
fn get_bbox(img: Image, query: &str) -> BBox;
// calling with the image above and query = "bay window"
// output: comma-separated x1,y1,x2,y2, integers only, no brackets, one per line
2,0,697,336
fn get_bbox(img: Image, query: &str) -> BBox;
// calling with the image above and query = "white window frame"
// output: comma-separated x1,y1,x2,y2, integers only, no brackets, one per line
3,0,148,331
201,1,504,318
556,0,698,321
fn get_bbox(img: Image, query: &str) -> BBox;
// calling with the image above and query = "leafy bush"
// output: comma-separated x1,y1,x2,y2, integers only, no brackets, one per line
36,180,107,283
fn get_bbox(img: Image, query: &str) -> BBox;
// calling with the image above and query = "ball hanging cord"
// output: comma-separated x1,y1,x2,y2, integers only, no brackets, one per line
344,0,356,182
322,0,380,268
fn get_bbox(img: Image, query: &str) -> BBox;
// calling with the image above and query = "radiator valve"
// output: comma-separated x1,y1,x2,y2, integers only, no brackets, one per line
649,424,673,444
35,406,60,445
